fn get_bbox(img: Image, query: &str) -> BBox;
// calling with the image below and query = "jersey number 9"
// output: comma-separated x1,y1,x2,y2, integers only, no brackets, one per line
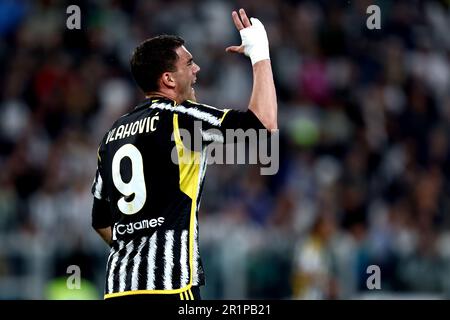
112,144,147,215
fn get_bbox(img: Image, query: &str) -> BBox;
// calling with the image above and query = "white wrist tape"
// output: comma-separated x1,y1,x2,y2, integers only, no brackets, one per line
239,17,270,65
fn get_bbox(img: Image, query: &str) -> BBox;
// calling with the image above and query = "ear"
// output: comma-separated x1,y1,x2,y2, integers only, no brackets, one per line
161,72,176,89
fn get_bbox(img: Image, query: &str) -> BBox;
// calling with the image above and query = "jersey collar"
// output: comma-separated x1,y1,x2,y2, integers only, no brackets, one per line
134,97,175,110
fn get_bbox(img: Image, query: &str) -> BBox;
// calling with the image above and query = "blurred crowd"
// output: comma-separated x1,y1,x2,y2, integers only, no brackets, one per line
1,0,450,299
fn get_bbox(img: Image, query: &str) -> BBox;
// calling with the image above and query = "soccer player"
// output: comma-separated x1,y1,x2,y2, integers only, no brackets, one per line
91,8,277,300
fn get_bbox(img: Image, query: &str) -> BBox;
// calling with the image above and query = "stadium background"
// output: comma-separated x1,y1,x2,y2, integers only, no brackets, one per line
1,0,450,299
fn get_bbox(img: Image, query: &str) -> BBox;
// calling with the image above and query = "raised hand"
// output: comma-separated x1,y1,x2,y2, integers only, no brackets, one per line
226,9,251,54
225,8,270,65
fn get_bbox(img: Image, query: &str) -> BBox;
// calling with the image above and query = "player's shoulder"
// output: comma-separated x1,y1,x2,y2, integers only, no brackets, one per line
145,98,228,117
179,100,231,122
182,100,226,113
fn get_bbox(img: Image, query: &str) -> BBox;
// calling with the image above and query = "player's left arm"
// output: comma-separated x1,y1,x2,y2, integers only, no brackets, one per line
92,197,113,246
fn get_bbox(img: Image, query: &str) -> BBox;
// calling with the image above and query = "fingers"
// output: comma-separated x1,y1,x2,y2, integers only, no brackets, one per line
231,8,252,31
225,45,244,54
228,8,251,56
232,11,244,30
239,8,251,28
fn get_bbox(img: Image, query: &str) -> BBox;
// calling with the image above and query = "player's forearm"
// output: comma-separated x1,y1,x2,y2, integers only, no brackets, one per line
95,227,113,246
249,60,278,131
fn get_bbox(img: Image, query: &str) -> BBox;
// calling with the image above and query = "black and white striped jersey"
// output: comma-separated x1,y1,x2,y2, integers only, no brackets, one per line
91,97,265,298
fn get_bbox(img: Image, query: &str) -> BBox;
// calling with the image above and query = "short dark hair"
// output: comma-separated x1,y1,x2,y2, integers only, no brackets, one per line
130,35,185,93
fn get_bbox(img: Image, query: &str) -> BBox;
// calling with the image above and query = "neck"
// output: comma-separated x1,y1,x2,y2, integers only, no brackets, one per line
145,91,179,104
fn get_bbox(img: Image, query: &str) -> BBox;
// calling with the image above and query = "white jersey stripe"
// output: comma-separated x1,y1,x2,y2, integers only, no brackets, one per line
201,129,224,143
163,230,175,289
93,172,103,199
152,103,222,126
118,241,134,292
186,99,226,112
180,230,189,287
146,232,158,289
193,149,207,285
192,216,199,285
107,240,125,294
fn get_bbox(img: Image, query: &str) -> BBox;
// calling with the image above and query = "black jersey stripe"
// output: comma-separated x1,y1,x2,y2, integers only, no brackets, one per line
137,236,150,291
171,230,182,289
107,240,125,294
153,231,166,290
129,237,147,291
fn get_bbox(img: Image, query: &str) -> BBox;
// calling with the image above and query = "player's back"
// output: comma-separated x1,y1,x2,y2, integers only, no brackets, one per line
97,98,194,242
92,96,236,296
